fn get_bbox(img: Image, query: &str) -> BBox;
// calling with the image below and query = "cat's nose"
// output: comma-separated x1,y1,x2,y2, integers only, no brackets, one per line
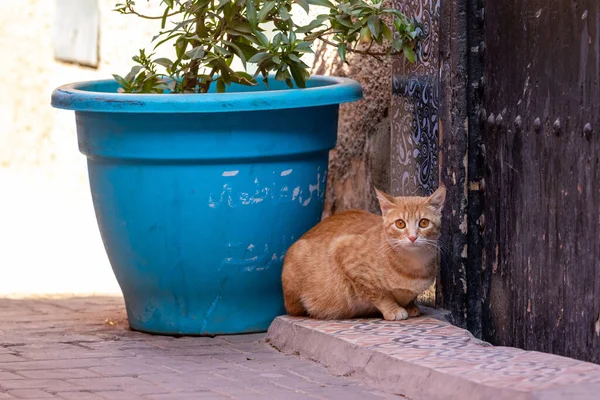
408,236,417,243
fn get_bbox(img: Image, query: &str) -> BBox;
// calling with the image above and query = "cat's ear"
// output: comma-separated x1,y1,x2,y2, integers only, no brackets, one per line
427,185,447,212
375,188,396,214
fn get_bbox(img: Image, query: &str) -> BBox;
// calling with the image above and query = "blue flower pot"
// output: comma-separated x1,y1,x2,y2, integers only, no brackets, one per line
51,76,362,335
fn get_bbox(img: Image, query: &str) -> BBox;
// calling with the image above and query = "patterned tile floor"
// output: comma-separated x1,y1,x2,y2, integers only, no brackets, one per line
274,314,600,392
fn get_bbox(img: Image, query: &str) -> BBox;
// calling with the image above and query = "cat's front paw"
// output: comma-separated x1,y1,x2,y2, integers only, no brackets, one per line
383,308,409,321
394,308,409,320
406,304,420,317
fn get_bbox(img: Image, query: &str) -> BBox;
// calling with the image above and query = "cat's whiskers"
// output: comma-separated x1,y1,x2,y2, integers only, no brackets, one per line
422,244,440,256
382,238,441,257
382,239,405,252
407,238,441,255
419,239,448,255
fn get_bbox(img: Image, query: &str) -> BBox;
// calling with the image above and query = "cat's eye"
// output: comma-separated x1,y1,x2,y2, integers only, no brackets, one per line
395,219,406,229
419,219,430,228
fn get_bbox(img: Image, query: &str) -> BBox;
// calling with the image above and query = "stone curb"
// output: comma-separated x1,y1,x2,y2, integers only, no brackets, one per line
267,309,600,400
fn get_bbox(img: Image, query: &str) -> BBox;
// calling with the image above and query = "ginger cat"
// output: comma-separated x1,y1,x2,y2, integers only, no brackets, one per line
281,186,446,321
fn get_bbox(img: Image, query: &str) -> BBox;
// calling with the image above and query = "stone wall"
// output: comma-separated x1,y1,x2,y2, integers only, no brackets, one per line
313,44,392,218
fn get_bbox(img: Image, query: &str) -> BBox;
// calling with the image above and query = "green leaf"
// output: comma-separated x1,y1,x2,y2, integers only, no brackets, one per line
275,67,291,81
175,38,188,59
185,47,205,60
381,23,393,41
255,57,276,71
153,58,173,68
254,30,269,47
231,39,259,60
288,54,301,63
112,74,130,89
335,15,354,28
382,8,405,17
248,52,271,64
229,21,254,34
161,6,170,30
216,79,226,93
213,45,232,57
223,40,247,68
337,43,346,62
367,15,381,38
393,17,405,33
289,62,307,88
169,18,198,34
409,27,421,39
403,44,416,62
258,1,276,22
337,3,351,14
294,0,310,13
225,29,260,44
306,0,335,9
217,0,230,9
295,19,326,34
261,73,270,88
153,32,183,50
294,41,314,53
214,59,232,81
273,32,284,47
359,25,371,42
278,6,291,20
142,76,158,93
246,0,258,28
191,0,212,12
124,65,143,81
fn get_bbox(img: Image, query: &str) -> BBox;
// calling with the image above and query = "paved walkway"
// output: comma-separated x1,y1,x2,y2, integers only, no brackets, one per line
0,296,397,400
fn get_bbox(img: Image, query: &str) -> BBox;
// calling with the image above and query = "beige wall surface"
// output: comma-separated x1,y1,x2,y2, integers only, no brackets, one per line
0,1,389,295
0,1,173,295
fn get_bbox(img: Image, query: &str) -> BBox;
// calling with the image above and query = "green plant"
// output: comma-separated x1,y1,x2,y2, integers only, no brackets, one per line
113,0,421,93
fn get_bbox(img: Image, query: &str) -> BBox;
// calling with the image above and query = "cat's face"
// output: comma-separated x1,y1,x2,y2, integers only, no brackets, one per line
376,186,446,252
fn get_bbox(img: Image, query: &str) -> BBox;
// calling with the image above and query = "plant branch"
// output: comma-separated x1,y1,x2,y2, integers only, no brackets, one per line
126,4,182,20
200,67,217,93
315,36,390,60
182,12,206,92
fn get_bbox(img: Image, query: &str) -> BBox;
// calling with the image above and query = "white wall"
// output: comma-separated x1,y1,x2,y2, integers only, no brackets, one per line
0,0,330,295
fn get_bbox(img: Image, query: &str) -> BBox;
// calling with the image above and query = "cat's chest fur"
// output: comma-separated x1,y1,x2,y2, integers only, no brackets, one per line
383,252,437,294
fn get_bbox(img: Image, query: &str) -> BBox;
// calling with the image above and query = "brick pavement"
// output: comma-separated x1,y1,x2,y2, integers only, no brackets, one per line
0,296,398,400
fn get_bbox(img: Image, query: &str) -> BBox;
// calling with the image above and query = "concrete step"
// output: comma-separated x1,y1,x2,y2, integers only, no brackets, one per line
267,308,600,400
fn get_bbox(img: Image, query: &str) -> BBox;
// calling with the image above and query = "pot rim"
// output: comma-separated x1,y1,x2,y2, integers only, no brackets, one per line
51,75,363,113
